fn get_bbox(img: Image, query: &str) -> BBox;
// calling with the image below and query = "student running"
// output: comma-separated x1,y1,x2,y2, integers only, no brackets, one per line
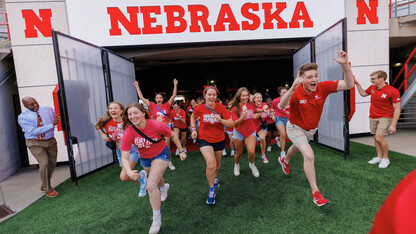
95,102,144,192
278,49,354,206
121,102,186,233
265,97,277,152
272,87,290,158
229,87,262,177
134,79,178,170
169,101,187,155
191,86,234,205
253,92,270,163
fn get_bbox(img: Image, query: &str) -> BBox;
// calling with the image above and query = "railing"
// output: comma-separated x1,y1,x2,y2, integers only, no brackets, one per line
392,46,416,92
390,0,416,18
0,11,10,40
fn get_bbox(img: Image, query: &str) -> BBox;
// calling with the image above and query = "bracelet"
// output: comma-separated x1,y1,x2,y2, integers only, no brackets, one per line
179,151,184,153
191,127,196,131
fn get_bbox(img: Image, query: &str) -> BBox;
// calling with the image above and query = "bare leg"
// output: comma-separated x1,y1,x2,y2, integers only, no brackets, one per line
276,124,287,152
297,143,319,193
375,134,389,159
147,160,169,211
200,146,217,187
258,130,267,155
234,139,244,164
244,135,257,163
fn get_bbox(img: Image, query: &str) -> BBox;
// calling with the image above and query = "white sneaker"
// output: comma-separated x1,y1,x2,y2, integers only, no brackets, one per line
276,137,281,148
193,139,196,144
261,154,269,164
183,147,187,153
378,159,390,168
368,157,382,164
223,149,227,156
249,163,260,177
280,151,286,158
168,161,176,170
175,149,179,156
234,164,240,176
160,183,170,201
266,146,272,152
149,214,161,234
231,150,235,156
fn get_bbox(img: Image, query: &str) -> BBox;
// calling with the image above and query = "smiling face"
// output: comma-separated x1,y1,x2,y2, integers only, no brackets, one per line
204,89,217,105
279,88,288,97
128,106,145,125
266,98,272,106
240,91,250,104
155,94,164,105
23,98,39,112
370,74,384,87
302,69,319,94
173,104,180,111
108,103,123,119
254,94,262,104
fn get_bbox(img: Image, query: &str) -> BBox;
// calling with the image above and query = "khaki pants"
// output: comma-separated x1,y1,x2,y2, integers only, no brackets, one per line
26,138,58,193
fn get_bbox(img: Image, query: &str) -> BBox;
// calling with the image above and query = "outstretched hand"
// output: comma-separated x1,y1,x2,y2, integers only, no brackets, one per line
134,81,139,87
333,49,349,65
173,78,178,85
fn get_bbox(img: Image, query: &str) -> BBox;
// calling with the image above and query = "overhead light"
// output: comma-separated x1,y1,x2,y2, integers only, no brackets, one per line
266,89,269,92
393,62,403,67
210,80,215,83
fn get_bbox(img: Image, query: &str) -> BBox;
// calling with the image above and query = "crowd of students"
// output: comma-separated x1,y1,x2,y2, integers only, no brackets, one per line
92,49,403,233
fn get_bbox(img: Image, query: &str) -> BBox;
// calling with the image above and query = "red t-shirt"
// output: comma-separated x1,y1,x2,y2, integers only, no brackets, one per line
272,97,290,117
225,110,234,132
187,105,194,123
104,119,124,143
370,169,416,234
231,102,256,137
365,83,401,119
192,103,230,143
148,102,171,124
120,120,172,159
289,81,339,130
169,109,187,129
253,102,268,131
265,105,275,124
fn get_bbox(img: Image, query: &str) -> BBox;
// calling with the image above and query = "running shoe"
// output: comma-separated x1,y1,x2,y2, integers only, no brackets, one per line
280,151,286,158
249,163,260,177
234,164,240,176
378,158,390,168
175,149,179,155
368,157,382,164
223,149,227,156
214,177,220,188
160,183,170,202
278,156,290,175
138,170,147,197
266,146,272,152
149,214,162,234
312,191,330,206
231,150,235,156
275,137,281,148
168,161,176,170
206,190,216,205
261,154,269,164
183,147,187,153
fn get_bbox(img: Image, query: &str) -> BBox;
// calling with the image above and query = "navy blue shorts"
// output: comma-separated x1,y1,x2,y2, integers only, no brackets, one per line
197,139,226,152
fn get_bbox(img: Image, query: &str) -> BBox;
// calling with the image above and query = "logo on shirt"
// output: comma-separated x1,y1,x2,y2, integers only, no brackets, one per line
314,95,321,100
300,100,307,104
396,98,401,101
371,90,375,93
203,113,218,124
381,94,387,98
134,137,159,149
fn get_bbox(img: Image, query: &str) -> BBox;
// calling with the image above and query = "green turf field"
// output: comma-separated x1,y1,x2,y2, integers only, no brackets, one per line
1,142,415,233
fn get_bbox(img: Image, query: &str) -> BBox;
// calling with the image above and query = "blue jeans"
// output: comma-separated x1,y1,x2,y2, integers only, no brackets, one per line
275,116,288,126
116,145,140,167
140,146,171,168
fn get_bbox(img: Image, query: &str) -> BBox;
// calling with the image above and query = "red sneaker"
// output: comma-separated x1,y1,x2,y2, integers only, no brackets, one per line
278,156,290,175
312,191,329,206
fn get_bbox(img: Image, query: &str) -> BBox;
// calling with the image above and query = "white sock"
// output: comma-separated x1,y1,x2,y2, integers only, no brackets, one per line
153,210,161,217
235,163,239,167
249,162,254,167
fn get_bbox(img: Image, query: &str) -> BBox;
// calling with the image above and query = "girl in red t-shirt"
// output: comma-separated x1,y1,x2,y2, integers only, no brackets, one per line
187,99,198,143
265,97,278,152
94,102,141,184
253,93,271,164
169,101,187,155
121,102,186,233
228,87,262,178
134,79,178,171
190,86,234,205
273,87,290,158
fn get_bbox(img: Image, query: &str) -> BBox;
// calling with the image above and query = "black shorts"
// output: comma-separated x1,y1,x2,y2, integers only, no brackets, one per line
197,139,226,152
174,127,187,132
267,123,277,132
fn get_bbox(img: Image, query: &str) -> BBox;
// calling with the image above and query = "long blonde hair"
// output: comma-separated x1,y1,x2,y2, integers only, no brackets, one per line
94,101,124,130
228,87,250,118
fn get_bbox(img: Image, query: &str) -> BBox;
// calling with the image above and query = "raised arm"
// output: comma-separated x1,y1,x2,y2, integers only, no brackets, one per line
333,49,354,91
167,79,178,105
354,78,370,97
134,81,150,106
279,71,303,109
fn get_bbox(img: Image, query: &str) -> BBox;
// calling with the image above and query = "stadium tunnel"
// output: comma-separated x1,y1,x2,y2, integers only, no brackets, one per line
109,39,309,102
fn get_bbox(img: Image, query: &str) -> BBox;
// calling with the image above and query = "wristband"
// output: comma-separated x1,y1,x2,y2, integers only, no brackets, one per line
179,150,184,153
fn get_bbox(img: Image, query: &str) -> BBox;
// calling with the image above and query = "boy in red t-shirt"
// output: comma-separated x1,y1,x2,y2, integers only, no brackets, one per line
354,70,401,169
278,49,354,206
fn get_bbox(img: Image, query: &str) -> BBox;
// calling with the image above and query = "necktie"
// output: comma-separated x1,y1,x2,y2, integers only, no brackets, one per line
37,112,45,140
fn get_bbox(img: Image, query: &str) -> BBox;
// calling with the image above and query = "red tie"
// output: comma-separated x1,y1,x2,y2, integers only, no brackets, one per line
37,112,45,140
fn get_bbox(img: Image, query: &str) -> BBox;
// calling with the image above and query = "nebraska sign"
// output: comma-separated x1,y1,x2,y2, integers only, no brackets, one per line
65,0,345,46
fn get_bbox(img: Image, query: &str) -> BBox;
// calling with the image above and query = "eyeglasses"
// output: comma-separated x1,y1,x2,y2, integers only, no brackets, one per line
370,77,382,81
